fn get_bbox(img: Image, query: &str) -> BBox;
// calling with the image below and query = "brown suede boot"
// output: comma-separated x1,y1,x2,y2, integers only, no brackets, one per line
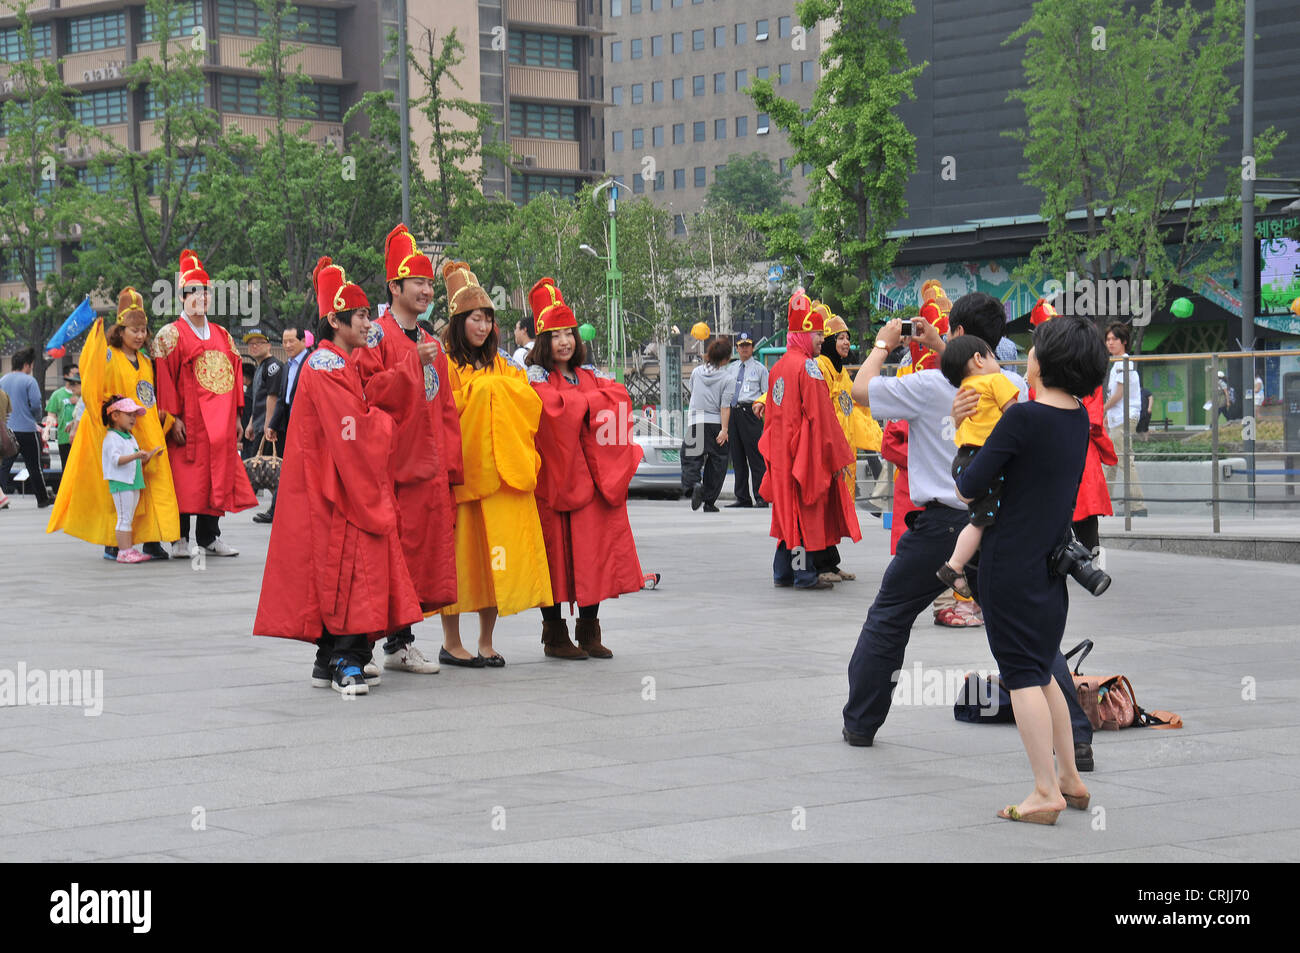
541,619,587,659
575,618,612,659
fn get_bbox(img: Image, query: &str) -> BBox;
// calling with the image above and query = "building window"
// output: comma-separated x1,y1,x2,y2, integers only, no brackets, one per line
143,84,205,119
779,16,792,38
673,214,686,235
509,103,577,140
610,0,622,15
652,125,663,146
757,112,770,134
801,162,812,176
672,77,683,99
691,29,704,51
651,80,663,102
673,168,685,189
1,246,57,282
74,88,128,125
709,72,722,94
734,23,746,45
714,118,726,140
633,174,645,194
735,115,747,137
611,85,623,105
631,83,643,104
651,35,662,56
714,26,725,48
511,175,582,205
219,76,340,121
778,63,791,85
141,1,203,41
654,171,664,192
692,120,704,142
630,0,642,12
509,31,578,69
652,0,662,10
217,0,338,45
611,130,623,152
735,69,747,91
755,19,769,42
66,11,126,52
801,60,815,82
610,40,622,62
0,24,53,61
671,32,683,54
632,127,643,149
77,165,120,194
672,123,684,144
756,66,769,81
692,75,704,96
630,38,642,59
693,166,705,188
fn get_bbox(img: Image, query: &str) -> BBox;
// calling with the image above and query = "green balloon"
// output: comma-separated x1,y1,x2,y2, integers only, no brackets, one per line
1171,297,1194,318
578,323,596,341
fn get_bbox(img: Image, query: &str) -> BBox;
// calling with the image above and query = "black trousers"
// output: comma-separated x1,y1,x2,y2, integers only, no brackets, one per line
843,505,1092,744
681,422,727,505
57,442,71,469
1,431,49,504
541,603,599,621
814,546,841,573
178,513,221,548
316,629,370,667
728,404,766,504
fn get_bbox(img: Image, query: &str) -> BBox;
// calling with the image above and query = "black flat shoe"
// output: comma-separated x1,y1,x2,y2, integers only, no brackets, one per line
724,501,752,508
438,647,486,668
842,727,874,747
477,653,505,668
252,511,274,524
1075,742,1094,773
691,485,704,511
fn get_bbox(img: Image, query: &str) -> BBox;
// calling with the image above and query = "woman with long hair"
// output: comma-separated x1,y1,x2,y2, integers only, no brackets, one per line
525,278,644,660
437,261,552,667
46,288,179,559
681,336,733,512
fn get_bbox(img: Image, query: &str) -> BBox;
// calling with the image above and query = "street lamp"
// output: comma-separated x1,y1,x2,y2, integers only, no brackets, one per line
588,178,625,382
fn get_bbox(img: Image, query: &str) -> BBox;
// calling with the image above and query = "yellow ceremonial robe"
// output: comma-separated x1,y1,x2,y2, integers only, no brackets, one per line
438,353,553,617
46,319,180,546
816,354,883,500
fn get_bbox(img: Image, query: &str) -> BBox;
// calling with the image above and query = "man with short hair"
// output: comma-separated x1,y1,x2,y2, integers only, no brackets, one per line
1102,322,1146,516
240,329,279,460
724,332,769,508
512,314,536,367
842,292,1095,769
153,249,258,555
1,348,52,507
258,325,310,524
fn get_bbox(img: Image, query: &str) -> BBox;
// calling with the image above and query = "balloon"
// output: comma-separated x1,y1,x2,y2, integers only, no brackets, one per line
1171,297,1194,318
690,322,710,341
1291,297,1300,317
47,347,66,359
578,323,596,342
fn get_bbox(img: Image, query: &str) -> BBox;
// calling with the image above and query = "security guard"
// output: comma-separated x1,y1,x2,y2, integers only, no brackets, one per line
725,332,769,507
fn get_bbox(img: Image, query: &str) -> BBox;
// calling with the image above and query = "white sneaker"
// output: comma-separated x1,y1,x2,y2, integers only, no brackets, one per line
363,660,382,685
203,538,239,557
172,539,191,559
384,644,439,674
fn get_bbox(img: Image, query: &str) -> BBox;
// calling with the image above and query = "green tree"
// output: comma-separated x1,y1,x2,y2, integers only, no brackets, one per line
748,0,925,332
0,2,96,381
1008,0,1284,348
707,153,792,216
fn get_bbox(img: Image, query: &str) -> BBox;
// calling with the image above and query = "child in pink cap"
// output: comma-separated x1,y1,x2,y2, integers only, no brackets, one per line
101,395,163,564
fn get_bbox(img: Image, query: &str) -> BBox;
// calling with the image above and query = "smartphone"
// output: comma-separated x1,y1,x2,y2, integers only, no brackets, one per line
898,320,914,337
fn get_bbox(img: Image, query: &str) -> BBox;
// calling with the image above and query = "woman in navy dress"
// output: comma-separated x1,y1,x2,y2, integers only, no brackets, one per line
954,316,1108,824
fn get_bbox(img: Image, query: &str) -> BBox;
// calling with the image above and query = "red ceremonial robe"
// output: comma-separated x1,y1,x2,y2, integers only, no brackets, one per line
1074,385,1116,521
758,347,862,551
351,314,462,611
880,421,918,555
530,365,645,608
152,318,257,515
253,340,422,642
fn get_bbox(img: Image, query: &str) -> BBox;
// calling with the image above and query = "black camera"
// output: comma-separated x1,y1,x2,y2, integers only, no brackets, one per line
1049,534,1111,596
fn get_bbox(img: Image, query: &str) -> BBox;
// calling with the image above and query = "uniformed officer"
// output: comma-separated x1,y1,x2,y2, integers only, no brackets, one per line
724,332,769,508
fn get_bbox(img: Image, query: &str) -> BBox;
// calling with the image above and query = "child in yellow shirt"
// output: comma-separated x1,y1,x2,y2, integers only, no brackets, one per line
937,336,1021,597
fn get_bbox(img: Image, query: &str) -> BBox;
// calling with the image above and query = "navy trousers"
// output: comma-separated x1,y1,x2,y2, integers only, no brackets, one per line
843,505,1092,745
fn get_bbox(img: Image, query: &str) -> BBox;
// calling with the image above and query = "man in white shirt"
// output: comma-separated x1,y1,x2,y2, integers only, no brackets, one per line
840,292,1094,768
724,332,770,507
512,315,535,367
1102,322,1146,515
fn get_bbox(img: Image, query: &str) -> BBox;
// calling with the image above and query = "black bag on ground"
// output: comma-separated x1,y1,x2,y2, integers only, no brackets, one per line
953,672,1014,724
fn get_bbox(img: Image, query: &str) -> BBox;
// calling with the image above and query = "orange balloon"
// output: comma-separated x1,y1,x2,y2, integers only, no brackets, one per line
691,322,710,341
1291,297,1300,318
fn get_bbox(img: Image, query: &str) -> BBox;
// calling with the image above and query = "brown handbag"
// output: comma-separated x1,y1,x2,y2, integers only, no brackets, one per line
244,436,281,493
1066,640,1183,731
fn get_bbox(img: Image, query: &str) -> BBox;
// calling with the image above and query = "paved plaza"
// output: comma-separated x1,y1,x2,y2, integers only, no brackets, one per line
2,494,1298,862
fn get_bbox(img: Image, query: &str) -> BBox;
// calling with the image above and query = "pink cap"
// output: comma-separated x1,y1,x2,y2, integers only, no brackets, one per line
107,397,147,417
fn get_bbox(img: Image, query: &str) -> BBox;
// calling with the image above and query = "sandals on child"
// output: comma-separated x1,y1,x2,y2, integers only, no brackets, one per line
937,563,973,599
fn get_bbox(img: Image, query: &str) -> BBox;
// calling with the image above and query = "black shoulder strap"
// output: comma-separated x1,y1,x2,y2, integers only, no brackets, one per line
1064,639,1093,675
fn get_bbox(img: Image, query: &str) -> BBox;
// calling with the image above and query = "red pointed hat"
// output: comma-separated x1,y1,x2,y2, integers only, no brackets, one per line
787,288,821,332
384,224,434,283
312,256,369,319
1030,297,1058,326
178,248,209,288
911,280,951,371
529,277,577,333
